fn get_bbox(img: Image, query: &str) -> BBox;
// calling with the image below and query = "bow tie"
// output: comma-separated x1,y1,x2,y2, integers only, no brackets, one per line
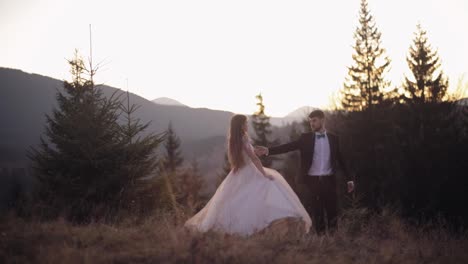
316,133,326,139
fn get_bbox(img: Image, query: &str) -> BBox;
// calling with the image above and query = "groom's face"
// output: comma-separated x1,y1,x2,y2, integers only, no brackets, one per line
309,117,324,132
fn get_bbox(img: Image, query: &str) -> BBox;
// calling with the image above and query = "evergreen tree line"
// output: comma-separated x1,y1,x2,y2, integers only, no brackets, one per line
336,0,467,227
325,102,468,227
277,0,468,227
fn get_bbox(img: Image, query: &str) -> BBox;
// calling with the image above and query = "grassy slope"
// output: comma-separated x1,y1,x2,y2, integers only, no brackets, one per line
1,209,467,264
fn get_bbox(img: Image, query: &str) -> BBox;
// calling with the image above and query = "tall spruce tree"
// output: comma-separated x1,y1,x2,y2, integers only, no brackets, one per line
251,93,278,167
341,0,393,111
402,23,449,104
163,122,184,173
29,51,164,221
118,91,166,213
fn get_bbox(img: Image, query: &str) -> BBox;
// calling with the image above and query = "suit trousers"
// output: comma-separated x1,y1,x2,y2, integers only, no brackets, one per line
304,175,338,234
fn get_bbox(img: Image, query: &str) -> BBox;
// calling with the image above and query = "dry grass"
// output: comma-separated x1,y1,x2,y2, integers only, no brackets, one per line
1,209,467,264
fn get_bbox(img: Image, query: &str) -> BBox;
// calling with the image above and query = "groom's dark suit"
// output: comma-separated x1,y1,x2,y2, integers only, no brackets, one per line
268,131,350,234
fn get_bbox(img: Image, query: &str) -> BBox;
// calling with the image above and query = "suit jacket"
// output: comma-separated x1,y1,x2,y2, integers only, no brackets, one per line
268,132,351,183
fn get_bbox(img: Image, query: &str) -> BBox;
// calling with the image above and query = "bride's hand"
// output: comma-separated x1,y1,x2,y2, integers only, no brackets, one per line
254,146,268,157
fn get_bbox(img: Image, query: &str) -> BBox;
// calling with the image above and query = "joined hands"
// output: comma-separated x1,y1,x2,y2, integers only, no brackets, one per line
254,146,269,157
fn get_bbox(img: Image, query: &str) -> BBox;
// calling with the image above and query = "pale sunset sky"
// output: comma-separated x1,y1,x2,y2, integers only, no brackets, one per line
2,0,467,117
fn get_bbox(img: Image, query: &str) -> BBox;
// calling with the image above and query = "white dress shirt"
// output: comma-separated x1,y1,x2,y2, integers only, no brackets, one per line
308,131,333,176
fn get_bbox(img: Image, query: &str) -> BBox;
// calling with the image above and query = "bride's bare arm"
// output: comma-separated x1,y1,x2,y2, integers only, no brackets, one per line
243,143,273,180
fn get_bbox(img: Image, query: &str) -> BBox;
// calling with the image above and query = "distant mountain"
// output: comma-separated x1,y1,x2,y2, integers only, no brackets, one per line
0,67,237,190
0,68,236,146
284,106,315,123
285,106,315,119
269,106,316,126
456,98,468,106
152,97,187,107
0,67,296,191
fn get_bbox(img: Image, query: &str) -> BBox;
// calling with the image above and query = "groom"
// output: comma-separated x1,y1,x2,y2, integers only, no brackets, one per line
256,109,354,234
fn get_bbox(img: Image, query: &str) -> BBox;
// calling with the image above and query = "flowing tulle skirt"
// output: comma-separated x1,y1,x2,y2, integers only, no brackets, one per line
184,161,312,236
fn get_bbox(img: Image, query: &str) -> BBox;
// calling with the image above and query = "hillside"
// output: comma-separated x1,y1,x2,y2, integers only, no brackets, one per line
0,68,311,192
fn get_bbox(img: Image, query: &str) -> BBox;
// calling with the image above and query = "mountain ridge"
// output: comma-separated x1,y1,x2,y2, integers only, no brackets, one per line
0,67,306,190
152,97,187,107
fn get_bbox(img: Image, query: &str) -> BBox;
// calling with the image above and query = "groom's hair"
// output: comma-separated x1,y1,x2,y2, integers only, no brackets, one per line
308,109,325,119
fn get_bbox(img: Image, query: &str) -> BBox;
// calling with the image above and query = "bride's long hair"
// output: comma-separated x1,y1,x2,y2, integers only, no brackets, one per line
228,114,248,173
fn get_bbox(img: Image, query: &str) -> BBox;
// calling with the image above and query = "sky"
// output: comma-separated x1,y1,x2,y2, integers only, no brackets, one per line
2,0,468,117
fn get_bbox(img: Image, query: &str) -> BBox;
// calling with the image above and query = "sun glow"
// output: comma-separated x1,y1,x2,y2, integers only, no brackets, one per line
1,0,467,116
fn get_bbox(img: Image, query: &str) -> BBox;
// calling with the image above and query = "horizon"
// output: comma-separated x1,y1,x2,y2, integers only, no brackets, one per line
2,0,468,116
1,66,319,118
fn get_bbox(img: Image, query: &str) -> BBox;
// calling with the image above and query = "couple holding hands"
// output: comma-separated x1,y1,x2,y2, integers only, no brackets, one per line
185,109,354,236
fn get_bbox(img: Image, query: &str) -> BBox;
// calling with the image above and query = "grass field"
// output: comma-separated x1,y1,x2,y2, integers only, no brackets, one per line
1,208,467,264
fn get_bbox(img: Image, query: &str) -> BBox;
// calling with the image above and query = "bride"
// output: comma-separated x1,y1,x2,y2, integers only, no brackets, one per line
184,114,311,236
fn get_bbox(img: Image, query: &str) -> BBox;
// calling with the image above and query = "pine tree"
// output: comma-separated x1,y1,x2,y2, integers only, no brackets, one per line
251,93,279,167
28,52,130,221
163,122,184,173
28,51,165,220
341,0,393,111
118,91,166,214
402,23,449,104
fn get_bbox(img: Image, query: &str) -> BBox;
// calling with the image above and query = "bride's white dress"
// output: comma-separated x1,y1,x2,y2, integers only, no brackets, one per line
184,140,312,236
